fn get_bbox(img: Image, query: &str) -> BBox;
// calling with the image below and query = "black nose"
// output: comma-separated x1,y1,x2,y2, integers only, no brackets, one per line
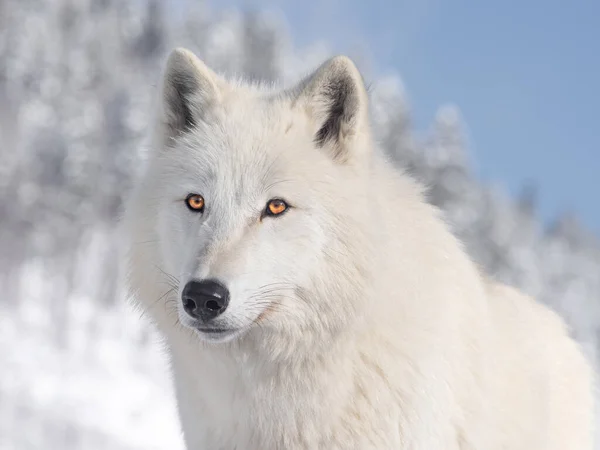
181,279,230,321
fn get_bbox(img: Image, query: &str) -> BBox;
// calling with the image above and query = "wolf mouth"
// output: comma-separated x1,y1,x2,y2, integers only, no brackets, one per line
189,325,240,343
195,327,231,334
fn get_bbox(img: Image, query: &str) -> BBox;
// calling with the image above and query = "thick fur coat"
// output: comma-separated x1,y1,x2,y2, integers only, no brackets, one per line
122,47,595,449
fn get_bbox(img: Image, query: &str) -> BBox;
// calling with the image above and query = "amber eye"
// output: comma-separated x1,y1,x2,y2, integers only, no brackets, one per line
266,199,289,217
185,194,205,212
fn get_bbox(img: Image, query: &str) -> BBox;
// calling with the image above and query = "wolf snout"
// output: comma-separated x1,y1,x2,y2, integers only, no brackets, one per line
181,279,230,322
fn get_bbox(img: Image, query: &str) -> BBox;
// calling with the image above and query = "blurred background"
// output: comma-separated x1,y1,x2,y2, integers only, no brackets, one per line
0,0,598,448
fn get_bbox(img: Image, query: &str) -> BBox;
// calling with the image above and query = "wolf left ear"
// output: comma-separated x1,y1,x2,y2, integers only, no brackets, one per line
159,48,223,139
293,56,371,161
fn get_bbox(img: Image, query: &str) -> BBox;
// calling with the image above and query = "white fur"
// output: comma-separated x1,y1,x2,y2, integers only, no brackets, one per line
122,48,595,449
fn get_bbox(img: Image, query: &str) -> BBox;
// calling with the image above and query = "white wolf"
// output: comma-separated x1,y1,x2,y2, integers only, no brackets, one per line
122,47,595,449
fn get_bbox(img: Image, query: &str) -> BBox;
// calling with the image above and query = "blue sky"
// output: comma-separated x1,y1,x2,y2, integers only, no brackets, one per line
204,0,599,234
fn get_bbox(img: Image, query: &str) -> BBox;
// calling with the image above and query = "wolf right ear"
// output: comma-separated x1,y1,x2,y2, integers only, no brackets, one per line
160,48,223,139
292,55,371,162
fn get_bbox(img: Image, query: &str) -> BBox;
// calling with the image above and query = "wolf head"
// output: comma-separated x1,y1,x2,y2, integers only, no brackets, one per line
124,48,378,354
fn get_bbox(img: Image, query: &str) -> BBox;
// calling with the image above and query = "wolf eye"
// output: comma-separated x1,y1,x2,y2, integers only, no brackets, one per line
265,199,288,217
185,194,205,212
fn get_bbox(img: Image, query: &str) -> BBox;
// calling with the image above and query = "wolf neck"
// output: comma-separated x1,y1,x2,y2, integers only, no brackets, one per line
167,324,359,443
168,323,357,387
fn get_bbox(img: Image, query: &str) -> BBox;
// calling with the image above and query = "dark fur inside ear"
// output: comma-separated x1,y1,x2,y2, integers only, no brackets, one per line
314,75,357,148
161,48,220,139
295,55,368,160
167,72,199,133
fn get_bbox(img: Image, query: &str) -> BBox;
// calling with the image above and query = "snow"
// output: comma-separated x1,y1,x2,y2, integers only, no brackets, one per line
1,259,184,450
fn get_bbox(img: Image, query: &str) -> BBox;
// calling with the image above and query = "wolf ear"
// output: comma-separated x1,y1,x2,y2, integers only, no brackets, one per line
293,56,371,161
160,48,222,138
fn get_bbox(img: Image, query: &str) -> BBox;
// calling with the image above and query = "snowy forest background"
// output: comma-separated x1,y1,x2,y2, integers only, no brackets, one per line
1,0,599,448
